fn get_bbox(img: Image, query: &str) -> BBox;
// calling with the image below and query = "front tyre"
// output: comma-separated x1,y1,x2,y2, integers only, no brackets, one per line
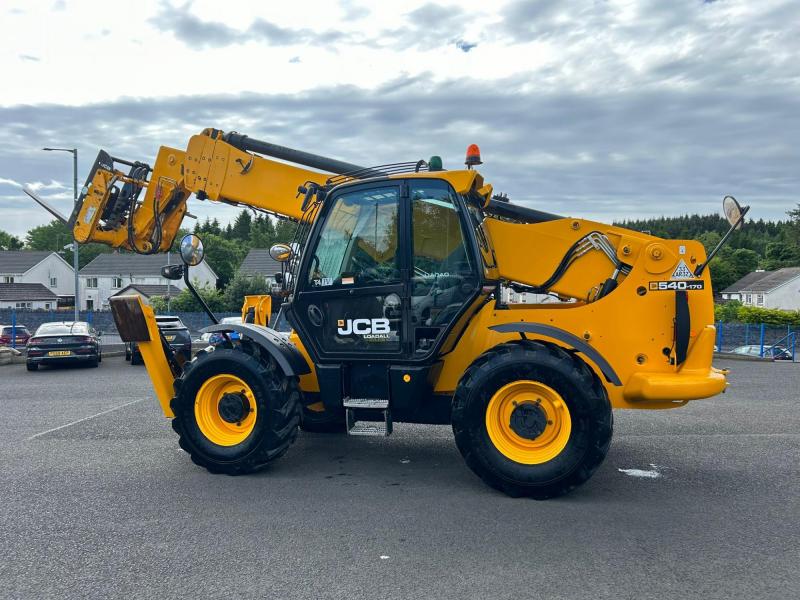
452,341,612,499
170,347,301,475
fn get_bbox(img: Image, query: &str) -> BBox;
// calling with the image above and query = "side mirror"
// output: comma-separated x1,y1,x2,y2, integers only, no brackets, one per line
723,195,747,230
695,195,751,276
180,234,205,266
161,264,184,280
269,243,293,262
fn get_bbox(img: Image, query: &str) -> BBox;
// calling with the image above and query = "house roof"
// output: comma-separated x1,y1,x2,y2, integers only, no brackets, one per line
722,267,800,294
112,284,181,298
80,252,216,278
0,283,58,301
0,251,60,274
239,248,282,277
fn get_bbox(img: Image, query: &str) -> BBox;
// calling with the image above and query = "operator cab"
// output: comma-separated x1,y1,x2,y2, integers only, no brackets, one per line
286,177,489,420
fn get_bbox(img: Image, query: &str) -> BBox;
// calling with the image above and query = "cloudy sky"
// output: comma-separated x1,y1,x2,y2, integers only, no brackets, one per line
1,0,797,238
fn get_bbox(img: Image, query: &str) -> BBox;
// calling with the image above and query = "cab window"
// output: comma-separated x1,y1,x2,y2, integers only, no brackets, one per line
410,180,477,353
309,186,400,287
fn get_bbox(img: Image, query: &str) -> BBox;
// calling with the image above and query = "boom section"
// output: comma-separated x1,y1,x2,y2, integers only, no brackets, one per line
69,129,340,251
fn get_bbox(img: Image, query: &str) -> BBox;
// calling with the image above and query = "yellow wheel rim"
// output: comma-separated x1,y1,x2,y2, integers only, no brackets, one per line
485,380,572,465
194,374,257,446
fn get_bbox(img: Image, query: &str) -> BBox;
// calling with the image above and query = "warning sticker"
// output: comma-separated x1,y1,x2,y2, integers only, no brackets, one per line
671,260,694,280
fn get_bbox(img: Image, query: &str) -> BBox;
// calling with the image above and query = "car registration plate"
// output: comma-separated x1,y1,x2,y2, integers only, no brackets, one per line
48,350,71,357
165,335,176,341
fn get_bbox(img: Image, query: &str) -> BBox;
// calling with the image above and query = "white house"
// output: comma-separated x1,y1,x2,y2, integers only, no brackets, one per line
79,253,218,310
0,283,59,310
720,267,800,310
0,251,75,305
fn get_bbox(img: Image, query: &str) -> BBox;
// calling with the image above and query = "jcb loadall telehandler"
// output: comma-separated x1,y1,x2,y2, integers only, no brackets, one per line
67,128,742,498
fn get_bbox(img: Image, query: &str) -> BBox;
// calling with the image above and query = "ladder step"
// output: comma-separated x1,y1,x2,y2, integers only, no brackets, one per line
348,420,389,436
345,405,393,437
343,397,389,409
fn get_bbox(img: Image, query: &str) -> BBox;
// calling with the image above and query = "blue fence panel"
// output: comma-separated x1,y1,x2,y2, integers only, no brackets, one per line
0,308,244,341
4,308,796,360
715,322,798,360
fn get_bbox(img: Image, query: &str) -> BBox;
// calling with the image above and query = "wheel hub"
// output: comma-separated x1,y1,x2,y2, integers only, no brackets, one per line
485,380,572,465
218,392,250,424
509,401,548,440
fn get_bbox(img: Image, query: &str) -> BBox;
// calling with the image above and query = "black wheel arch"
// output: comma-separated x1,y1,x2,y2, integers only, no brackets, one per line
201,322,310,376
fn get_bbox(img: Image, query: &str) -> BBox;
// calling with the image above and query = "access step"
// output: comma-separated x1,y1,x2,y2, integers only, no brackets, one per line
343,398,389,409
344,397,392,437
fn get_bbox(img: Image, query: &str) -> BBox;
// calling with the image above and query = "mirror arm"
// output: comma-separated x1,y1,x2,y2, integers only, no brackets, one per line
183,268,219,325
695,205,750,276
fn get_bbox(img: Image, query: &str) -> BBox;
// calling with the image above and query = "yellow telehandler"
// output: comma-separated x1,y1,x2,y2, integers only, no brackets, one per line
64,127,743,498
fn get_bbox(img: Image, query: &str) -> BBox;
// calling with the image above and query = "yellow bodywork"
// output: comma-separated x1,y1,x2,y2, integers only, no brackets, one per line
90,128,726,420
109,295,178,417
241,294,272,326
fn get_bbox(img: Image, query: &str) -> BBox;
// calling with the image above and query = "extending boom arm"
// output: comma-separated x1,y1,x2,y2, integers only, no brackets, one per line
69,128,363,252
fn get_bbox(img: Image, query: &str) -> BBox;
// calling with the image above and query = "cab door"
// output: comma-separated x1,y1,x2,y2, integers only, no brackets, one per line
291,182,407,362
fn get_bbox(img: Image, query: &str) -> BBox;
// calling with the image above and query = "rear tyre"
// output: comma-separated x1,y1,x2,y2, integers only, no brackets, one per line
125,346,131,361
26,362,38,371
170,347,301,475
300,402,346,433
452,341,612,499
130,351,142,365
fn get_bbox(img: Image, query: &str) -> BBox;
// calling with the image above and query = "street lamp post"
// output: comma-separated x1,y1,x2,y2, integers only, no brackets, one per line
43,147,79,322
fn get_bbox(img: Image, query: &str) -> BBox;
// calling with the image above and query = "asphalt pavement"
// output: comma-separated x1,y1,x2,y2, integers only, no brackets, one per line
1,357,798,599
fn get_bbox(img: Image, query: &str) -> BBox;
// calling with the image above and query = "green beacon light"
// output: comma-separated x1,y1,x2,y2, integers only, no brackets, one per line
428,155,443,171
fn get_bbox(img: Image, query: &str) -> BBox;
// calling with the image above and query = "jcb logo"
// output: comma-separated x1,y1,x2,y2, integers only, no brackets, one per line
337,318,390,336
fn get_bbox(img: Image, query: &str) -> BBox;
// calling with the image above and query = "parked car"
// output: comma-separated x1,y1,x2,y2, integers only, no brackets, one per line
128,315,192,365
208,316,242,346
26,322,102,371
731,344,793,361
0,325,31,347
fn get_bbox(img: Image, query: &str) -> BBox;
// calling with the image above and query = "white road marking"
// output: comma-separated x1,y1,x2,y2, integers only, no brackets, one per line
618,468,662,479
27,399,144,440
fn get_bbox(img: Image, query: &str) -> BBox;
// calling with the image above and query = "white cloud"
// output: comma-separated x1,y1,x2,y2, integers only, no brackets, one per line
0,0,797,237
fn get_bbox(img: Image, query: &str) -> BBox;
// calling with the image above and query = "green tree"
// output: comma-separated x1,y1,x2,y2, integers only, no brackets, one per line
169,227,192,252
728,248,760,279
223,272,269,311
697,231,721,254
0,230,23,250
25,220,71,250
195,217,222,236
231,210,253,242
736,305,800,326
763,240,800,269
25,219,111,268
787,203,800,245
714,299,742,322
202,233,246,288
274,218,296,243
708,257,738,292
249,214,277,248
150,282,225,313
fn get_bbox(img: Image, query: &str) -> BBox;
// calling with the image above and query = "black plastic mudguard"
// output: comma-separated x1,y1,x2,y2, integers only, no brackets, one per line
202,323,311,376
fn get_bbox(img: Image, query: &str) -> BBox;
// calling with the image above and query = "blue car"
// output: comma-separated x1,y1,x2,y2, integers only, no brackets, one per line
208,316,242,346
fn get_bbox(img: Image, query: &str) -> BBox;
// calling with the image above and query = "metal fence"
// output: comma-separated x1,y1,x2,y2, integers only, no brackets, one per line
714,322,797,360
0,308,242,348
2,308,796,360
